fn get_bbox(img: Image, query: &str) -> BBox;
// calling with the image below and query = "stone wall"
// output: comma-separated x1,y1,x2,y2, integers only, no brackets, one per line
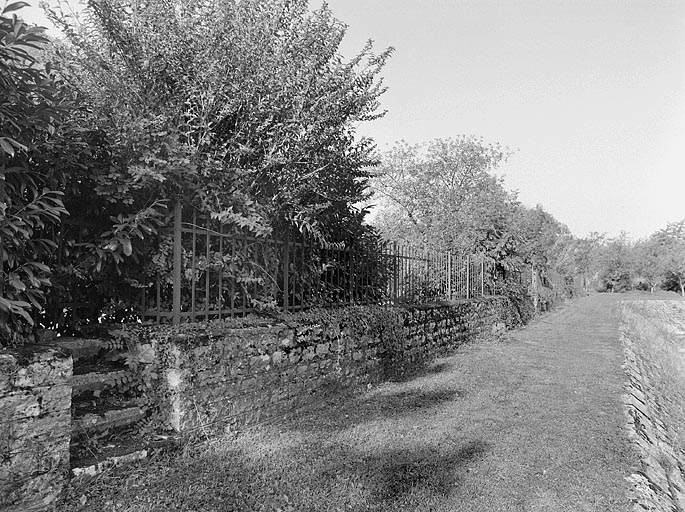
620,301,685,512
0,346,72,511
140,297,517,435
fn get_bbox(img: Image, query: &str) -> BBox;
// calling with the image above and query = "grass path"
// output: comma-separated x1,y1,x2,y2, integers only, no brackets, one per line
60,295,639,511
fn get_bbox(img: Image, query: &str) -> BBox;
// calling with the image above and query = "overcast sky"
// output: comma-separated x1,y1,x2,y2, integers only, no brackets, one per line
321,0,685,240
18,0,685,239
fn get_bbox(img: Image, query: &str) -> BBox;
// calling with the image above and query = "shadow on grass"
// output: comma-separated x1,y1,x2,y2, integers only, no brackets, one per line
385,360,454,384
290,384,464,435
320,440,490,502
59,438,490,512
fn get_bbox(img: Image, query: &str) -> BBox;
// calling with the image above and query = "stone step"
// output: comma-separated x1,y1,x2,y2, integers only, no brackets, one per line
70,369,131,396
70,434,181,478
71,442,149,479
72,404,145,434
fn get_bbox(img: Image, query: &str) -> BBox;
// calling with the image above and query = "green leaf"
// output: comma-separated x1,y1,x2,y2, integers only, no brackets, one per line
12,306,34,325
2,2,30,15
0,138,15,157
9,277,26,291
0,297,12,312
121,237,133,256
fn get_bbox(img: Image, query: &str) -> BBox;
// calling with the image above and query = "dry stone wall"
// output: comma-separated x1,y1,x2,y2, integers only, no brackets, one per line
621,301,685,512
138,297,516,435
0,346,72,511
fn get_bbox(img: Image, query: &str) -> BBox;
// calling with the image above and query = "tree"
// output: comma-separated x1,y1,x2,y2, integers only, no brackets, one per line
511,204,573,273
633,236,662,293
47,0,392,241
370,137,517,257
597,233,634,292
653,220,685,296
0,1,69,338
32,0,393,325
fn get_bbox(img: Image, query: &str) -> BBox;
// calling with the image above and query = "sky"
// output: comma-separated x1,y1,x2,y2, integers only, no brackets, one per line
319,0,685,240
17,0,685,240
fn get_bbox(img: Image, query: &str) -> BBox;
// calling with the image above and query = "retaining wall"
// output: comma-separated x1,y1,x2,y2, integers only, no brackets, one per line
0,346,72,511
136,297,517,435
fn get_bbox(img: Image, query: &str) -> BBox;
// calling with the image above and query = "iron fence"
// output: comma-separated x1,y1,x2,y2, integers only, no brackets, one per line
141,203,500,324
37,203,579,329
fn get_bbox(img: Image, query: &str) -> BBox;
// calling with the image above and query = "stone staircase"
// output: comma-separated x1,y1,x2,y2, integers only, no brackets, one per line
46,336,156,478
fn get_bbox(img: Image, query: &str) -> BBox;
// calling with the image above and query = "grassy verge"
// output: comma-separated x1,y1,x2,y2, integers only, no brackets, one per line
57,296,635,511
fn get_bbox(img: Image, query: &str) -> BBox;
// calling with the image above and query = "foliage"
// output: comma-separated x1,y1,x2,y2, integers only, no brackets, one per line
568,222,685,295
633,236,662,293
31,0,393,330
511,204,573,274
370,138,583,303
651,220,685,296
490,278,534,326
0,1,70,340
103,325,173,434
370,137,516,257
46,0,392,240
596,233,634,292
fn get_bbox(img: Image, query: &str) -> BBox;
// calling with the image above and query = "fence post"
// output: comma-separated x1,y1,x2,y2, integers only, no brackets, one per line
172,201,182,325
282,234,290,311
392,242,398,302
349,242,354,303
481,258,484,296
447,250,452,301
466,255,471,299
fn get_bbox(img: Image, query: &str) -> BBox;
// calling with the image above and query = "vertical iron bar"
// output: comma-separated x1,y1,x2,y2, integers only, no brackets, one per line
392,242,398,302
205,214,210,320
481,258,484,297
282,234,290,311
218,222,223,320
172,201,182,325
191,209,197,322
156,271,161,325
348,243,354,304
447,251,452,300
241,238,247,315
466,254,471,300
230,236,236,318
300,234,306,308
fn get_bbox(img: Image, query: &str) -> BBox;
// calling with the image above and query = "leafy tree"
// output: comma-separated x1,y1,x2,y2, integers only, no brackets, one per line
23,0,394,327
633,236,662,293
567,232,605,292
0,1,69,339
652,220,685,296
47,0,392,241
596,233,634,292
511,204,573,273
370,137,517,257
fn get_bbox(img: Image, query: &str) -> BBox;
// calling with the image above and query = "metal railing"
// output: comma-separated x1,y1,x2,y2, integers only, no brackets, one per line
141,203,498,324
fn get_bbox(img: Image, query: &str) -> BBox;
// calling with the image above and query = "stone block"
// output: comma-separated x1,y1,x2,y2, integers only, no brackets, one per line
36,385,71,414
270,350,284,365
10,349,72,389
241,377,258,391
0,346,72,512
0,391,40,421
